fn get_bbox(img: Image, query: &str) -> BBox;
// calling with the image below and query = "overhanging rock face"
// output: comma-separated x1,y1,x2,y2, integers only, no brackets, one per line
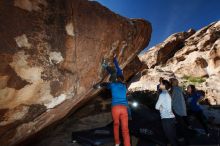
0,0,152,145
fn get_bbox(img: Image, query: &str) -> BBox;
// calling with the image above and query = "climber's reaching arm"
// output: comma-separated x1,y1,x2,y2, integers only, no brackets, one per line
113,56,123,77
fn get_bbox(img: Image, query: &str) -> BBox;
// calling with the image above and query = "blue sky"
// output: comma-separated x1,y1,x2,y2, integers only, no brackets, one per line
94,0,220,52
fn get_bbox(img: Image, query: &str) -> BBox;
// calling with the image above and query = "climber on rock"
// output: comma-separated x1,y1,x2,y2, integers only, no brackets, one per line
93,75,131,146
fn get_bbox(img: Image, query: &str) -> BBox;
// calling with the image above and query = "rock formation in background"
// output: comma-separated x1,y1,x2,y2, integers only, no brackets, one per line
123,56,148,81
0,0,152,145
129,21,220,125
130,21,220,105
141,29,195,68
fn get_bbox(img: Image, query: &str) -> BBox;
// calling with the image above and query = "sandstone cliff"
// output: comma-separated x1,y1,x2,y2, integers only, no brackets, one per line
128,21,220,125
0,0,152,145
130,21,220,105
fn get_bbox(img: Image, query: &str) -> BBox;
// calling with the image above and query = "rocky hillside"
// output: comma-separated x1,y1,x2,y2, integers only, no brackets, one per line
129,21,220,105
0,0,151,145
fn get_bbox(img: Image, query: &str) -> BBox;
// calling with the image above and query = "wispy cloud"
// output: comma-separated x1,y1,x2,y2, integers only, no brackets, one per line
162,1,201,40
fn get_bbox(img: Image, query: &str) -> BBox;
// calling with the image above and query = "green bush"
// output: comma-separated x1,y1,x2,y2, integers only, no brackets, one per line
182,75,206,84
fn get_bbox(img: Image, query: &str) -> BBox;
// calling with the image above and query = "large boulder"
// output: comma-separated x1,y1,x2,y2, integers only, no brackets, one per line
0,0,152,145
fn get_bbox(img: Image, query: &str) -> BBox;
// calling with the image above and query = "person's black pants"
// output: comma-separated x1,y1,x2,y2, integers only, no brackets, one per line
175,114,190,143
162,118,178,146
194,110,209,134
